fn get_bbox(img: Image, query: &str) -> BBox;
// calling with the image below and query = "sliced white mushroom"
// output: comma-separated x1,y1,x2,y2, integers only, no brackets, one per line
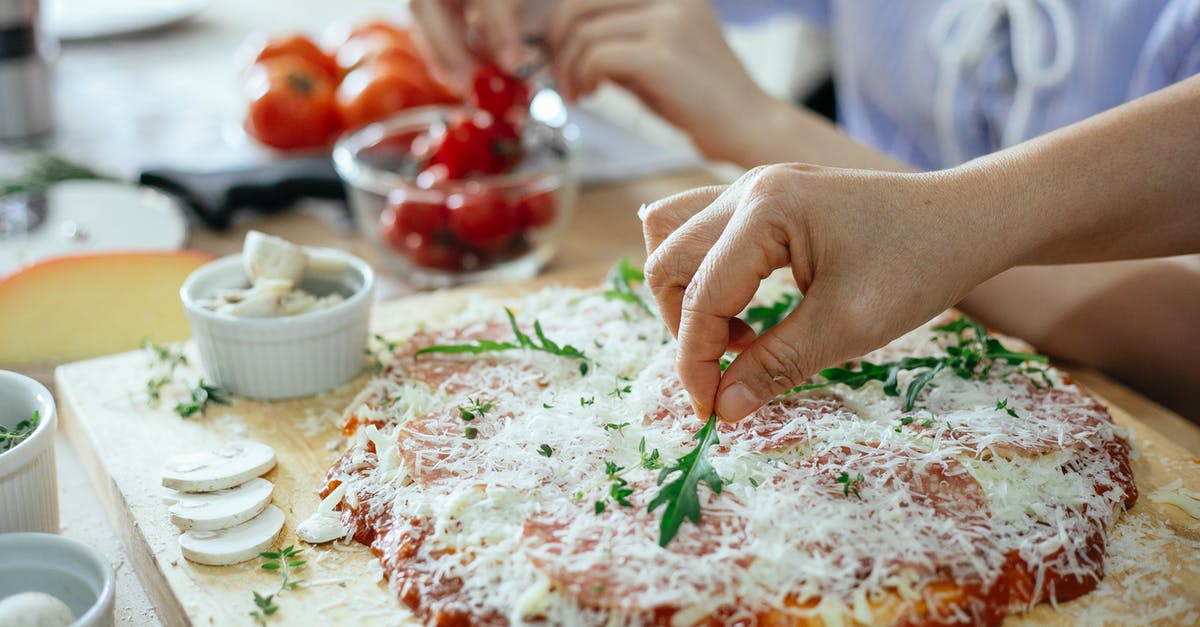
165,477,274,531
296,482,349,544
305,249,350,276
217,279,293,318
179,504,285,566
161,440,277,492
243,230,308,285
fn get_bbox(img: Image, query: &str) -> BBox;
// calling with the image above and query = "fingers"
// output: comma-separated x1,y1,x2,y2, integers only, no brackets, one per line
554,9,649,99
545,0,645,51
410,0,474,89
640,186,725,256
468,0,523,71
644,191,740,336
675,199,793,420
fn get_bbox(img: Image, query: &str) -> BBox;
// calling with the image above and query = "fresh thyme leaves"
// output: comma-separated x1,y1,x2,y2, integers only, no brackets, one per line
366,334,400,374
996,399,1019,418
459,398,493,421
173,380,231,418
894,416,917,433
542,402,555,409
464,427,479,439
638,437,663,470
836,472,865,499
604,422,630,432
608,380,632,398
792,315,1048,411
591,440,663,515
744,292,801,333
719,357,731,372
414,308,592,375
537,443,553,457
0,155,110,197
602,256,652,314
648,414,724,547
0,411,40,452
249,545,305,625
143,340,188,402
580,396,595,407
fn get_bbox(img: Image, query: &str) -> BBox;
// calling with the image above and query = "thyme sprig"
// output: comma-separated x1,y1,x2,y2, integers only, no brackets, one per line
174,380,231,418
249,545,306,625
0,411,39,453
836,472,865,499
791,316,1048,411
415,308,592,375
592,437,663,514
648,414,724,547
143,340,188,402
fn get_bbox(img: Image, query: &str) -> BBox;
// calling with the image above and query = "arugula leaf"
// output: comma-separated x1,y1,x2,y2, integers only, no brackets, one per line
648,414,724,547
602,256,652,314
790,315,1046,411
744,292,801,333
414,308,591,374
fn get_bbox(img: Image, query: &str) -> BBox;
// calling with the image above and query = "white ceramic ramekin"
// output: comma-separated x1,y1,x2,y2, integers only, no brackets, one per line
180,247,375,400
0,370,58,534
0,532,116,627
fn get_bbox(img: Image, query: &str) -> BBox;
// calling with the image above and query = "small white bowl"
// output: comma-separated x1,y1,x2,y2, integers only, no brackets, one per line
0,532,116,627
0,371,58,534
180,247,375,400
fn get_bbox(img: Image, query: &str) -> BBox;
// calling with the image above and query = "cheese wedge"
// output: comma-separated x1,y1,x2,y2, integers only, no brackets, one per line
0,251,211,363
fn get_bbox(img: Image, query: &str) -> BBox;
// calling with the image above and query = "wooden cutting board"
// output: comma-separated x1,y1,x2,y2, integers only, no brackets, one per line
55,275,1200,626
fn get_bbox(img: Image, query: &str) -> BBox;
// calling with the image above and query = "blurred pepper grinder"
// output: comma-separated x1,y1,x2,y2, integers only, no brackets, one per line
0,0,53,140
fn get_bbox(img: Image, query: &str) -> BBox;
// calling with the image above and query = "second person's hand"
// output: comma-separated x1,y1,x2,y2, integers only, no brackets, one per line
641,164,1011,423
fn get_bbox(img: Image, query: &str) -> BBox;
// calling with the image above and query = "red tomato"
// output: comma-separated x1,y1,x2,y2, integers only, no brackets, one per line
382,193,448,242
337,60,429,130
244,58,341,150
336,31,424,76
514,189,557,229
425,113,522,178
252,34,338,80
405,236,463,271
470,64,530,123
446,189,519,249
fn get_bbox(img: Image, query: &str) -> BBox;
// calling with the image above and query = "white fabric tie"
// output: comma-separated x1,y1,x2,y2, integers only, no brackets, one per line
929,0,1076,165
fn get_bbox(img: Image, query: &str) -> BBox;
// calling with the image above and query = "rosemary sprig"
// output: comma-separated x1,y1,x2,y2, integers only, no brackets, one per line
249,545,306,625
0,411,39,453
414,308,592,375
602,256,652,314
648,414,724,547
174,380,231,418
791,315,1048,411
0,155,109,197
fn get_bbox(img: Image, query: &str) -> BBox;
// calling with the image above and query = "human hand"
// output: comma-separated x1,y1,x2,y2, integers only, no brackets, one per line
543,0,772,161
641,164,1010,422
408,0,552,88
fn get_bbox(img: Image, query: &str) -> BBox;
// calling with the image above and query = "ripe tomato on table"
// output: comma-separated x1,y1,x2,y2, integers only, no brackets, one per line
244,57,341,150
251,34,338,80
337,60,430,131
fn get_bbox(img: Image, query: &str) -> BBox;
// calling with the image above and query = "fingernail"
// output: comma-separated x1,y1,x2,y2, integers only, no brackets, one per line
716,382,758,422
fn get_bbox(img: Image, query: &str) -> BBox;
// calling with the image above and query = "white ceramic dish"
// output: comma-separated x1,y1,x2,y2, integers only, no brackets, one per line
180,247,375,400
0,371,58,534
0,532,115,627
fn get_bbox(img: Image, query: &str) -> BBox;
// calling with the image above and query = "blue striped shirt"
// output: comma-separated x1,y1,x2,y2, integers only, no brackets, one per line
718,0,1200,169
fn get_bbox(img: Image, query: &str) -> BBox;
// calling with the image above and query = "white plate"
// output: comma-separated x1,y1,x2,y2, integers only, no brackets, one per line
47,0,209,42
0,180,187,277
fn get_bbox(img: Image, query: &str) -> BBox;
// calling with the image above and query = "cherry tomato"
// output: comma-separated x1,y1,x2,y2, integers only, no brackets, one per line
447,188,519,249
470,64,530,124
252,34,338,80
514,189,557,229
405,236,463,271
336,30,423,76
425,113,522,178
382,193,448,242
337,60,429,130
244,58,341,150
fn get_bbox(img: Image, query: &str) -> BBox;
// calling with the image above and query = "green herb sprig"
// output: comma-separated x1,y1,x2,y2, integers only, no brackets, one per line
0,155,109,197
415,308,592,375
366,334,400,375
744,292,801,333
0,411,40,453
143,340,188,402
602,256,652,314
591,437,662,514
174,380,231,418
836,472,865,499
792,316,1048,411
648,414,725,547
249,545,306,625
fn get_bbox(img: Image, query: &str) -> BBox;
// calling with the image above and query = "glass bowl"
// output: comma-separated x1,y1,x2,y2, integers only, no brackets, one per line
333,106,578,288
